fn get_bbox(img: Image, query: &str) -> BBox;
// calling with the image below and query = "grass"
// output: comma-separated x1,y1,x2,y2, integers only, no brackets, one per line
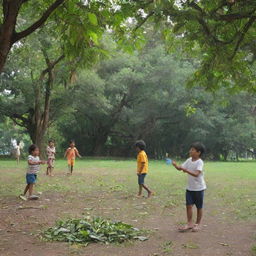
0,159,256,222
251,245,256,256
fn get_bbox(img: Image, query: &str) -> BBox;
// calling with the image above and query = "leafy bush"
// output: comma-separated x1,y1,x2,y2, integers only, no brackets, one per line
43,216,148,244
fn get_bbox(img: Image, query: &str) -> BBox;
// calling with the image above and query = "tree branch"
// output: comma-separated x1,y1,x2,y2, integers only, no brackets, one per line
230,15,256,59
13,0,65,43
135,11,155,31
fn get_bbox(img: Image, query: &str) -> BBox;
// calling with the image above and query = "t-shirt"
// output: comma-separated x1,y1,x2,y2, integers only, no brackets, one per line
137,150,148,174
66,147,78,160
16,145,20,156
47,146,56,159
181,157,206,191
27,155,40,174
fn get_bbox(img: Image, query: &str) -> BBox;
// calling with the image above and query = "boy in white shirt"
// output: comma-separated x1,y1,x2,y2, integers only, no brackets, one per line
172,142,206,232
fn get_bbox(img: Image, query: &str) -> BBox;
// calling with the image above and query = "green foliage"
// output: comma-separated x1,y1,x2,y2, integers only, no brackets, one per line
43,216,148,244
130,1,256,91
0,118,30,155
56,37,256,159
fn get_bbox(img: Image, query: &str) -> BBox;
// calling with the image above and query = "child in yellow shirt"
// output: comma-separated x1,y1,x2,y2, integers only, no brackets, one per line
135,140,152,198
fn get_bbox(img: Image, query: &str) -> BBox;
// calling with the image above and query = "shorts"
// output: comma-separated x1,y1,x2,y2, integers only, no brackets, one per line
137,173,146,185
68,159,75,166
26,174,37,184
47,158,55,168
186,190,204,209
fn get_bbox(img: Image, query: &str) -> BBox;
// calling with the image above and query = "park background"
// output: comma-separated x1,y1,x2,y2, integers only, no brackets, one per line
0,1,256,256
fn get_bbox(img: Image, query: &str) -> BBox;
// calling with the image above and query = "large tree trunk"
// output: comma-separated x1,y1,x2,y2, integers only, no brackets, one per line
28,125,46,157
26,53,63,157
0,0,23,72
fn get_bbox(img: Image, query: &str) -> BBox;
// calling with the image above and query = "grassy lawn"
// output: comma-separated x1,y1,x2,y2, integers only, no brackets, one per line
0,159,256,256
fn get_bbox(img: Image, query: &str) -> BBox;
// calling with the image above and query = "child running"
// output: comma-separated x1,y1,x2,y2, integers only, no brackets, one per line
19,144,46,200
172,142,206,232
135,140,153,198
46,139,56,176
64,140,81,175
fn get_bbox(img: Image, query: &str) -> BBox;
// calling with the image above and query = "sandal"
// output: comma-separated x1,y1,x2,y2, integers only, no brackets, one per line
178,225,193,232
192,224,200,232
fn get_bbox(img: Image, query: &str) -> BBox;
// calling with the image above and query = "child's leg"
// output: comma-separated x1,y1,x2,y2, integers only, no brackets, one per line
28,184,34,197
23,184,30,195
70,165,74,174
194,190,204,228
186,205,193,226
138,184,142,196
179,190,195,231
196,208,203,225
142,184,152,197
139,174,152,197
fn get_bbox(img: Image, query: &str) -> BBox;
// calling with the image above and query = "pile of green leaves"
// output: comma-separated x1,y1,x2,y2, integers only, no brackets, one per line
43,217,148,244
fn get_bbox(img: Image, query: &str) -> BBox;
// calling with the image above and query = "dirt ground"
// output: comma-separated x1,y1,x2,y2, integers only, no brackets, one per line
0,165,255,256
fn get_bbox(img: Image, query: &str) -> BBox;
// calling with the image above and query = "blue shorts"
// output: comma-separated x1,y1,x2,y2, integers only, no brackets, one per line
26,174,37,184
138,173,146,185
186,190,204,209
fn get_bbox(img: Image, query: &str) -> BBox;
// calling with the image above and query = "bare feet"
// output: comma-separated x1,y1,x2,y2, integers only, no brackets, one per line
192,224,200,232
19,195,27,201
147,191,153,198
178,224,193,232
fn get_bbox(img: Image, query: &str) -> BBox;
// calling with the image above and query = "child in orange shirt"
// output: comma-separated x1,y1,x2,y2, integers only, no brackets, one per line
64,140,81,175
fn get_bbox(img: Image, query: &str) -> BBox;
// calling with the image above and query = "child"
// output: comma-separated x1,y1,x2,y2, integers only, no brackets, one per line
172,142,206,232
15,141,21,164
64,140,81,175
135,140,152,198
19,144,46,201
46,139,56,176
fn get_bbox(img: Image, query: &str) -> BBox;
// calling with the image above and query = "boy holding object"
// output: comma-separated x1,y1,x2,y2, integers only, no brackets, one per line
172,142,206,232
135,140,152,198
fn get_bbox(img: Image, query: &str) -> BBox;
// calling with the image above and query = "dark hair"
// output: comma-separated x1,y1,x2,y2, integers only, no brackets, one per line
190,142,205,156
135,140,146,150
48,139,54,143
69,140,75,145
28,144,39,154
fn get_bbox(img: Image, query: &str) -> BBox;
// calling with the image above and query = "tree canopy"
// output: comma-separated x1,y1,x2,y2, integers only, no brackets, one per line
131,0,256,91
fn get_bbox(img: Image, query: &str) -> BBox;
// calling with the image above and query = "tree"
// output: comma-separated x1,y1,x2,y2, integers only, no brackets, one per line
0,0,65,72
57,40,197,156
0,30,70,153
56,38,256,158
0,0,137,73
132,0,256,91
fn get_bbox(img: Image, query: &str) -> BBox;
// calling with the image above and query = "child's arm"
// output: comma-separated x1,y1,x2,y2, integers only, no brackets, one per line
172,161,182,171
28,160,46,165
64,149,68,158
138,162,145,174
182,168,201,177
75,148,82,158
